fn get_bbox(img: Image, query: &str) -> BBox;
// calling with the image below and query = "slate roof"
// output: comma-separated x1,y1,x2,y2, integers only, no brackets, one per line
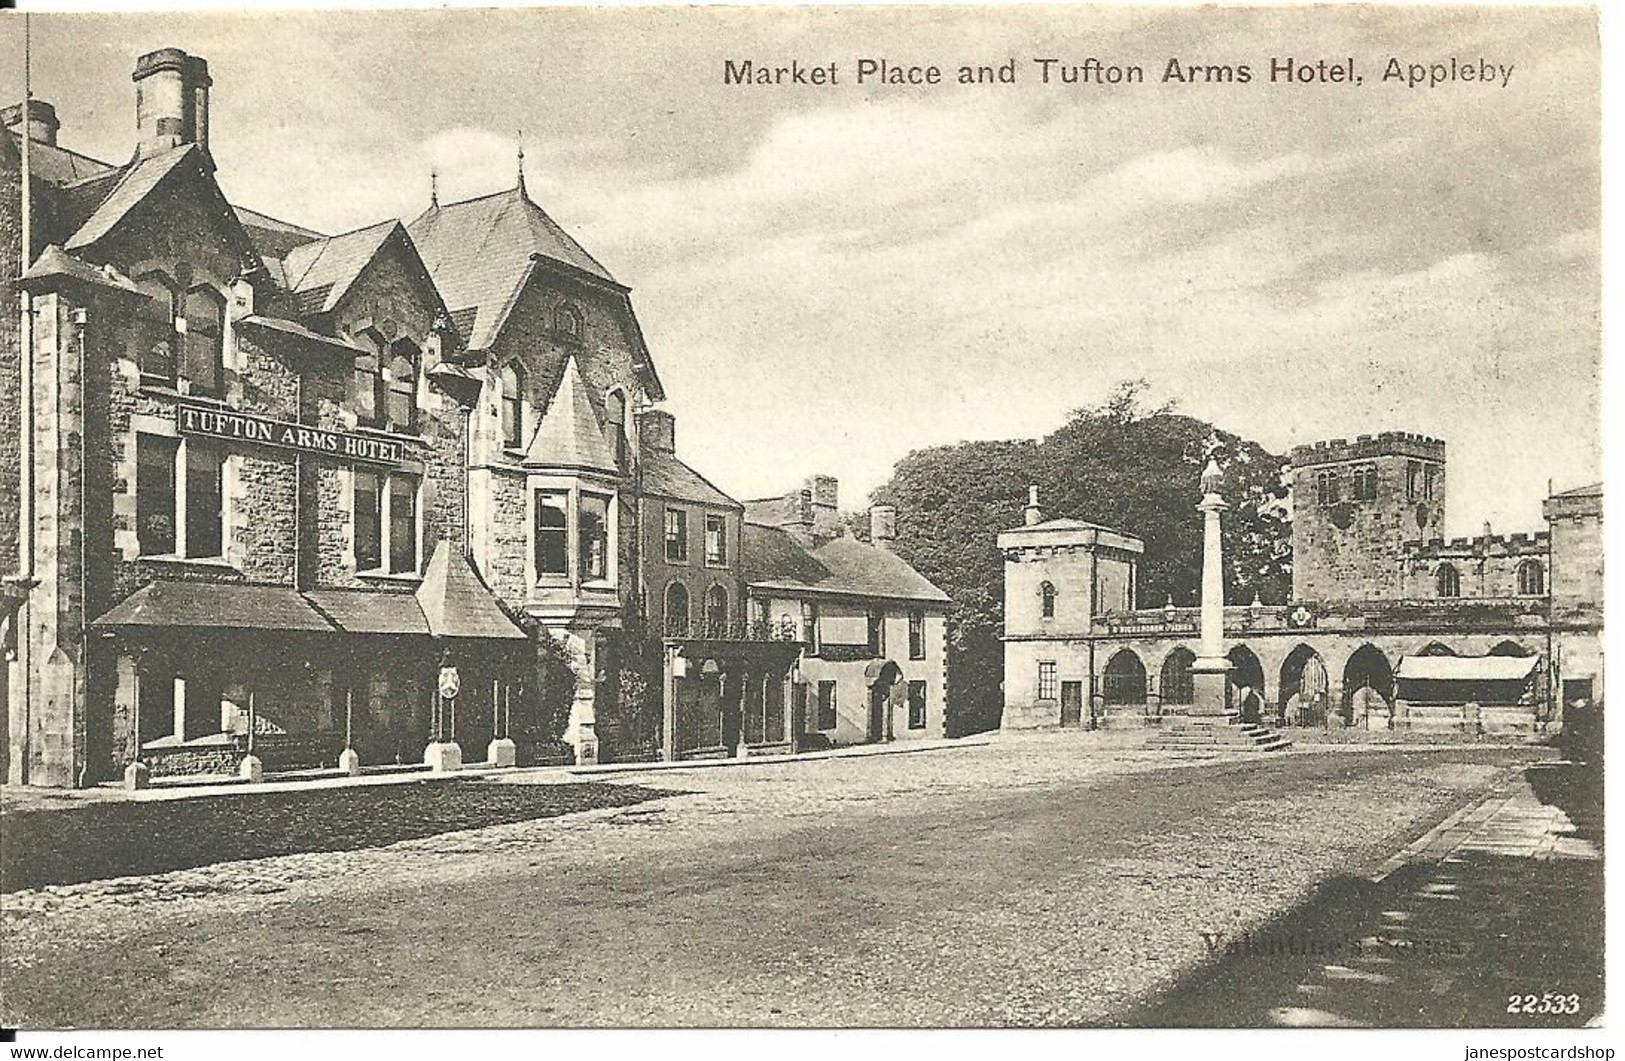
523,355,619,474
235,204,325,260
279,219,399,314
5,130,115,184
92,580,333,632
407,186,617,352
642,451,741,510
1551,482,1602,499
743,524,951,605
416,543,529,640
64,144,197,251
303,588,432,636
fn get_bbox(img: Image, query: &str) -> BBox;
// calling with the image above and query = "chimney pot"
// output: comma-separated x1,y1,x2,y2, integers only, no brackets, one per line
1024,484,1044,526
3,99,60,147
133,47,211,158
807,475,839,541
870,504,897,550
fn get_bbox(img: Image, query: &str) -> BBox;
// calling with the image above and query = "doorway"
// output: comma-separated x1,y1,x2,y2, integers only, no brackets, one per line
1061,681,1084,727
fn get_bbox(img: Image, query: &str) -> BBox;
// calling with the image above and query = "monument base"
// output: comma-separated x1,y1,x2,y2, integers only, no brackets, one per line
238,754,264,783
338,747,361,776
1188,658,1233,717
423,741,463,773
487,737,517,768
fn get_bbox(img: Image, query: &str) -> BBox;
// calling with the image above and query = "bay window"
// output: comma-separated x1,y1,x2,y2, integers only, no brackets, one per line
579,492,610,582
535,490,570,578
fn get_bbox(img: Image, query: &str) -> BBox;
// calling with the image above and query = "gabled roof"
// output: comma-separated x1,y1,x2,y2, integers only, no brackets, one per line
743,524,952,605
407,185,618,352
643,451,741,510
236,204,326,260
416,543,528,640
279,219,399,314
1551,482,1602,500
63,143,263,276
4,129,115,184
523,354,619,474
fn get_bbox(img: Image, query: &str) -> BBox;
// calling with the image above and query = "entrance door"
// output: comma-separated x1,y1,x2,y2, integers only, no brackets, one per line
1061,681,1084,727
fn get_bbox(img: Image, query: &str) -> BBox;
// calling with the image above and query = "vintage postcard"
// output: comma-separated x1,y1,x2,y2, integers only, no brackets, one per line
0,0,1606,1046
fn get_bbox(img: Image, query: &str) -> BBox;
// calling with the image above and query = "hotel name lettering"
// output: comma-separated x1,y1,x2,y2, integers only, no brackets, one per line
177,403,407,464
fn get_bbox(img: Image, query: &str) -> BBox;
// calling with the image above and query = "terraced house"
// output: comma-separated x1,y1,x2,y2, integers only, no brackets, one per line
1,46,953,787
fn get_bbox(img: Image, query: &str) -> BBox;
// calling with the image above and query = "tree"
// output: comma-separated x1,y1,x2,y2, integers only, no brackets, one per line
867,380,1291,735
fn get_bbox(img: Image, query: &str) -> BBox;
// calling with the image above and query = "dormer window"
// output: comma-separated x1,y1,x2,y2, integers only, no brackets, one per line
501,362,526,450
386,340,420,433
182,285,225,397
351,334,383,427
136,273,178,385
555,302,583,342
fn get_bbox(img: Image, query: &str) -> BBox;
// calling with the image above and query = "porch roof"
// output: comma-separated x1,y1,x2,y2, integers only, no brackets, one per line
92,580,332,633
303,588,432,636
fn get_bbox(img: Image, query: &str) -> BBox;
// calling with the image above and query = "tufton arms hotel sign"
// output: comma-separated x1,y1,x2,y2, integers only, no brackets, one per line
176,401,408,464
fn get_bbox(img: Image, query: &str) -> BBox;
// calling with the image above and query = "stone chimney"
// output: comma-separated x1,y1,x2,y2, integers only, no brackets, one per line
808,475,839,541
1024,485,1044,526
870,504,897,552
637,409,676,454
2,100,60,147
133,48,212,158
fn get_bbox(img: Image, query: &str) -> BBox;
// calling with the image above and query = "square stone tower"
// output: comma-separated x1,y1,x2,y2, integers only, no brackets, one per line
1288,432,1446,602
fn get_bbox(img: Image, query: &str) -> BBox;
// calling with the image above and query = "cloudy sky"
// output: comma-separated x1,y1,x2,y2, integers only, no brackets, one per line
4,6,1600,535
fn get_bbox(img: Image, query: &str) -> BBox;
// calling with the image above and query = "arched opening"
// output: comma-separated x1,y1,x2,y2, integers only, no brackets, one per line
1418,641,1456,657
1102,650,1147,706
1517,559,1545,596
500,362,526,450
1159,648,1195,706
387,340,420,433
1342,644,1394,728
1435,563,1461,598
1039,581,1057,620
1490,640,1532,657
664,582,690,637
183,285,225,397
704,584,729,632
1227,646,1266,723
1279,644,1329,726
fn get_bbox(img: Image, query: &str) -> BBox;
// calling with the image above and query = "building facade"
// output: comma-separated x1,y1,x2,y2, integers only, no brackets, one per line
0,46,805,786
743,478,951,746
1001,433,1603,736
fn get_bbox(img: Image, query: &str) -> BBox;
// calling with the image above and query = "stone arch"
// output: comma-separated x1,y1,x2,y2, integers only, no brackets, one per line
664,582,690,636
704,584,729,631
1102,649,1147,706
1418,641,1456,657
1342,644,1394,727
1159,648,1195,706
1490,640,1532,657
1279,644,1329,727
1228,645,1267,723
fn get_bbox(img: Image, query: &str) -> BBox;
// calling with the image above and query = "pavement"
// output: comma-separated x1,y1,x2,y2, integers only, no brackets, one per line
1124,760,1603,1028
0,738,1553,1029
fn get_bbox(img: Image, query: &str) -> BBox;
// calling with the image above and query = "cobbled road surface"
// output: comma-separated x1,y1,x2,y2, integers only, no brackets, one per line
0,737,1548,1028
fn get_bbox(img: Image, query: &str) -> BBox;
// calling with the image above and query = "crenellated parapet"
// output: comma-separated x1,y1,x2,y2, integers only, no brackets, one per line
1403,530,1550,560
1290,431,1445,468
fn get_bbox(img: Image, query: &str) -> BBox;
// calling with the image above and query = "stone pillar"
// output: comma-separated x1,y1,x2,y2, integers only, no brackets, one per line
1189,458,1232,717
563,626,599,765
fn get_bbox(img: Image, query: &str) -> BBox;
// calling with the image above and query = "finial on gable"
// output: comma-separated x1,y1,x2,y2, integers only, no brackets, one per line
429,167,439,209
516,127,527,199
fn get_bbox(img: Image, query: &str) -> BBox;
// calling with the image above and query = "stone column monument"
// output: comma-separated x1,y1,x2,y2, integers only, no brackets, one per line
1189,456,1233,718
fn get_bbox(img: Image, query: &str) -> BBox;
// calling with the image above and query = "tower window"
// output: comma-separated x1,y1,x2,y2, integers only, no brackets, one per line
1040,580,1057,619
1435,563,1461,599
1316,469,1340,506
1517,559,1545,596
579,491,611,582
1350,464,1378,502
1037,661,1058,701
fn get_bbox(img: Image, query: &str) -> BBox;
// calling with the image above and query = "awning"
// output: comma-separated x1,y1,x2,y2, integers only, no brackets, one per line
302,588,431,636
92,580,332,632
1396,655,1539,682
415,543,528,641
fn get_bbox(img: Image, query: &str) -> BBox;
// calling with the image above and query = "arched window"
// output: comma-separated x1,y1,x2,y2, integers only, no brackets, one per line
555,302,583,341
501,362,525,450
1159,648,1195,705
1517,559,1545,596
705,585,729,632
1039,581,1057,619
1102,650,1147,706
605,388,627,467
664,582,690,637
136,272,178,384
351,333,383,426
182,285,225,397
1435,563,1461,598
386,340,419,433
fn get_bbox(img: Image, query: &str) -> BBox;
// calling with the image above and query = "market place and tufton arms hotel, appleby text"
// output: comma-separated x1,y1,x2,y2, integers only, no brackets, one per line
722,55,1516,89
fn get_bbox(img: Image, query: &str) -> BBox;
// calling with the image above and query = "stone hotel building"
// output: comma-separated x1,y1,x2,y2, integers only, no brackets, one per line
0,47,949,787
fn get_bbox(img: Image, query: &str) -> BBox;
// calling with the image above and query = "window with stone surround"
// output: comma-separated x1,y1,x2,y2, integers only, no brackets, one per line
1040,580,1057,619
908,609,925,660
351,335,383,428
907,680,927,730
182,285,225,398
555,302,584,342
355,469,420,575
136,273,179,385
1349,463,1378,502
386,340,420,434
704,513,727,566
135,433,224,559
1315,469,1340,506
579,491,611,582
501,362,526,450
1435,563,1461,598
1517,559,1545,596
534,490,569,579
665,507,689,563
1037,661,1057,701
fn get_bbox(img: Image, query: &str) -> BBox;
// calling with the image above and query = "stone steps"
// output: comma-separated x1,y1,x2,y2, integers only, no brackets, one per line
1144,718,1293,752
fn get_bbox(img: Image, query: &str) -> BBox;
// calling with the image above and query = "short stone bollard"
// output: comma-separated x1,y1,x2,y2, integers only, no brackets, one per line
423,741,462,773
487,737,517,768
338,747,361,776
239,754,264,783
123,760,150,791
